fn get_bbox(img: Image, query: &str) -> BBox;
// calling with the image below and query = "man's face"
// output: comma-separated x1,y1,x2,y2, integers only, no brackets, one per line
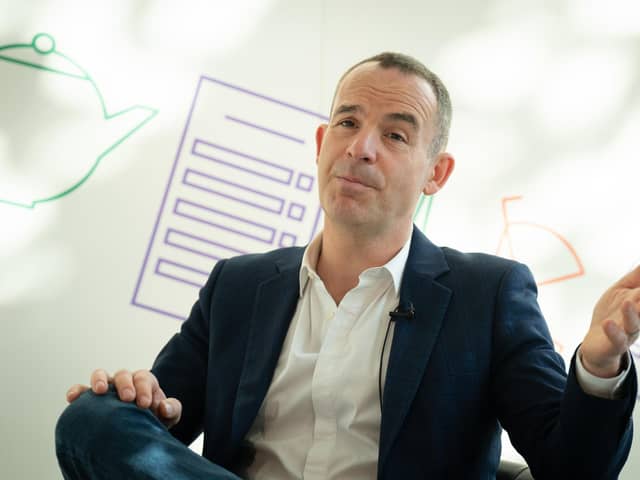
316,62,440,236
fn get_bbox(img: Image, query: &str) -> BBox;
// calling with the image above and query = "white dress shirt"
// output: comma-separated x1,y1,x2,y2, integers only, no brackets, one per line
243,232,630,479
244,233,410,479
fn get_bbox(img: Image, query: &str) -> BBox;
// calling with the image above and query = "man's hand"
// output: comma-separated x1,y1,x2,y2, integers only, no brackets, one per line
65,369,182,428
581,266,640,378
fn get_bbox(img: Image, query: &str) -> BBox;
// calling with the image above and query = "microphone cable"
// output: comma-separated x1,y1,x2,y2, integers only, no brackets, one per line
379,302,414,413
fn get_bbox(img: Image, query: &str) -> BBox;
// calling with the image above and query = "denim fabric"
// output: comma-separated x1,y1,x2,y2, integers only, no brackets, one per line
55,388,241,479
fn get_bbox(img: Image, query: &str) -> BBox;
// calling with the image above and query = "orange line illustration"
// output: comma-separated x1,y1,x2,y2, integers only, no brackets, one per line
496,195,585,287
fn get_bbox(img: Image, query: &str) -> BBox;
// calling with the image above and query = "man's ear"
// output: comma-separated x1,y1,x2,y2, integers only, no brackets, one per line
315,124,328,162
423,152,455,195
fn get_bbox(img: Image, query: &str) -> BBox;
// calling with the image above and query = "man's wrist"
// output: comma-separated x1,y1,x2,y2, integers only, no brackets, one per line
575,348,631,399
579,350,623,379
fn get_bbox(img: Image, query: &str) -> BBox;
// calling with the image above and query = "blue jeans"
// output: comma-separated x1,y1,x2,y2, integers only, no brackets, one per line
55,388,241,479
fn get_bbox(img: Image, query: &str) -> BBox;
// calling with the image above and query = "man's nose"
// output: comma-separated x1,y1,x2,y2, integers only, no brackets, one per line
347,128,378,162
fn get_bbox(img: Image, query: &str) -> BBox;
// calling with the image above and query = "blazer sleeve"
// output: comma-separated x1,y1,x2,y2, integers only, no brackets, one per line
490,262,636,479
150,259,226,445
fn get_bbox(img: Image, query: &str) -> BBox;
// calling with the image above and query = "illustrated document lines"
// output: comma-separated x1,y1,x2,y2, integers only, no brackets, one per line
133,76,327,320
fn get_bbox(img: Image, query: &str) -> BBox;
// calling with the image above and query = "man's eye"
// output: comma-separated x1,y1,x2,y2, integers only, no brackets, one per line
387,132,406,142
338,119,356,128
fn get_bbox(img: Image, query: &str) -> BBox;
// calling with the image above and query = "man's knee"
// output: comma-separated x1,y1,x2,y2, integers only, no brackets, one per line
55,388,153,457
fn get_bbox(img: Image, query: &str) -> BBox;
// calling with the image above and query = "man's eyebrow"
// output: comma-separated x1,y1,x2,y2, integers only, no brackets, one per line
333,104,361,116
332,105,419,131
385,112,419,131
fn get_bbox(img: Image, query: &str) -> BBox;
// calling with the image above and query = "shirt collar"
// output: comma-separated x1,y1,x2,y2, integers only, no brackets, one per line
298,231,412,297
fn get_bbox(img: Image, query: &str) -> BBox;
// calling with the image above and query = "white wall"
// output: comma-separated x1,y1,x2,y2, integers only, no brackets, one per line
1,0,639,478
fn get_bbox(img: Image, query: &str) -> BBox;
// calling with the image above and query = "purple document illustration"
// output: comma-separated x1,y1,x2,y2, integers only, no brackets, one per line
132,76,327,320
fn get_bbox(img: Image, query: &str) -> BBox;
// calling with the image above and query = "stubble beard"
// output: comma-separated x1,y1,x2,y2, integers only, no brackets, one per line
322,188,391,238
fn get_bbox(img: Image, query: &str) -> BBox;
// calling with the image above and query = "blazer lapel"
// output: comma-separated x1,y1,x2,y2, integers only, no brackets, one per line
231,252,302,443
379,227,452,468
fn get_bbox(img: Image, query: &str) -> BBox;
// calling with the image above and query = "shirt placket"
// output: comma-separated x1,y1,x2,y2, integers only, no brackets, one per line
302,297,357,478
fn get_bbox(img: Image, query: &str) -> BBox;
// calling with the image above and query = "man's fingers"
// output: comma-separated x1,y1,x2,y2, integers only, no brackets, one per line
603,319,629,352
113,370,136,402
74,368,171,424
158,397,182,428
90,369,110,394
150,387,167,414
66,384,89,403
132,370,159,408
622,301,640,339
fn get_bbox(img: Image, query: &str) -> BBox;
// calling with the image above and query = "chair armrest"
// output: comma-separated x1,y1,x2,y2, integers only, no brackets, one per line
497,460,534,480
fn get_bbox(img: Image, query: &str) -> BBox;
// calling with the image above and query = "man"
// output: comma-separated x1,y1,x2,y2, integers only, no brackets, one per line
56,52,638,479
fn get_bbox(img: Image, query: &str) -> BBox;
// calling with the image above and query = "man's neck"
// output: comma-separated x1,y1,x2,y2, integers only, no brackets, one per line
316,221,412,305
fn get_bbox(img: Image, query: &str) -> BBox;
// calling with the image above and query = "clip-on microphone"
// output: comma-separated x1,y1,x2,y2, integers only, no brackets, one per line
389,301,415,321
379,301,415,412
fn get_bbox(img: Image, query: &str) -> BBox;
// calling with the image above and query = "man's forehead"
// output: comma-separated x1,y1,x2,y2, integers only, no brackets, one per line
332,62,437,120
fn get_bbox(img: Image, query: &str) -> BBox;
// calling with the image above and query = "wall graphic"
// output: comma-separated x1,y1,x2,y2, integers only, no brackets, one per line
495,195,586,354
496,195,585,286
0,33,157,208
413,194,433,232
132,76,327,320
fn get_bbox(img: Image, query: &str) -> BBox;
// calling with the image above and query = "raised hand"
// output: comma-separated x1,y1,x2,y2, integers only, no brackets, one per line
581,266,640,378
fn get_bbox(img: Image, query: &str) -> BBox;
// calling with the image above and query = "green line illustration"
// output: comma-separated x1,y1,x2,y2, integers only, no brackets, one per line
413,194,433,232
0,33,158,208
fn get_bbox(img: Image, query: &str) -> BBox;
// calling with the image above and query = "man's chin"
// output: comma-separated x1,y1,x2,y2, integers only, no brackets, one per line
324,206,384,231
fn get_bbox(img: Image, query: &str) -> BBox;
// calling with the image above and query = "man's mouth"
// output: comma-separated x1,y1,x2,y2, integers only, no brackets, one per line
337,175,372,188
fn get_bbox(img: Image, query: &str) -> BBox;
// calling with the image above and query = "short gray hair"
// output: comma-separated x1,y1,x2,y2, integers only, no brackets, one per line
332,52,452,158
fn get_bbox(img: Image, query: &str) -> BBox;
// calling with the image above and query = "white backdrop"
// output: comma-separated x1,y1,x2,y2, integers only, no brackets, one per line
1,1,639,478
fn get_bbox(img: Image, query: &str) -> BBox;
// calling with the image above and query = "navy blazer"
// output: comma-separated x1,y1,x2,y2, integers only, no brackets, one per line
152,227,636,479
